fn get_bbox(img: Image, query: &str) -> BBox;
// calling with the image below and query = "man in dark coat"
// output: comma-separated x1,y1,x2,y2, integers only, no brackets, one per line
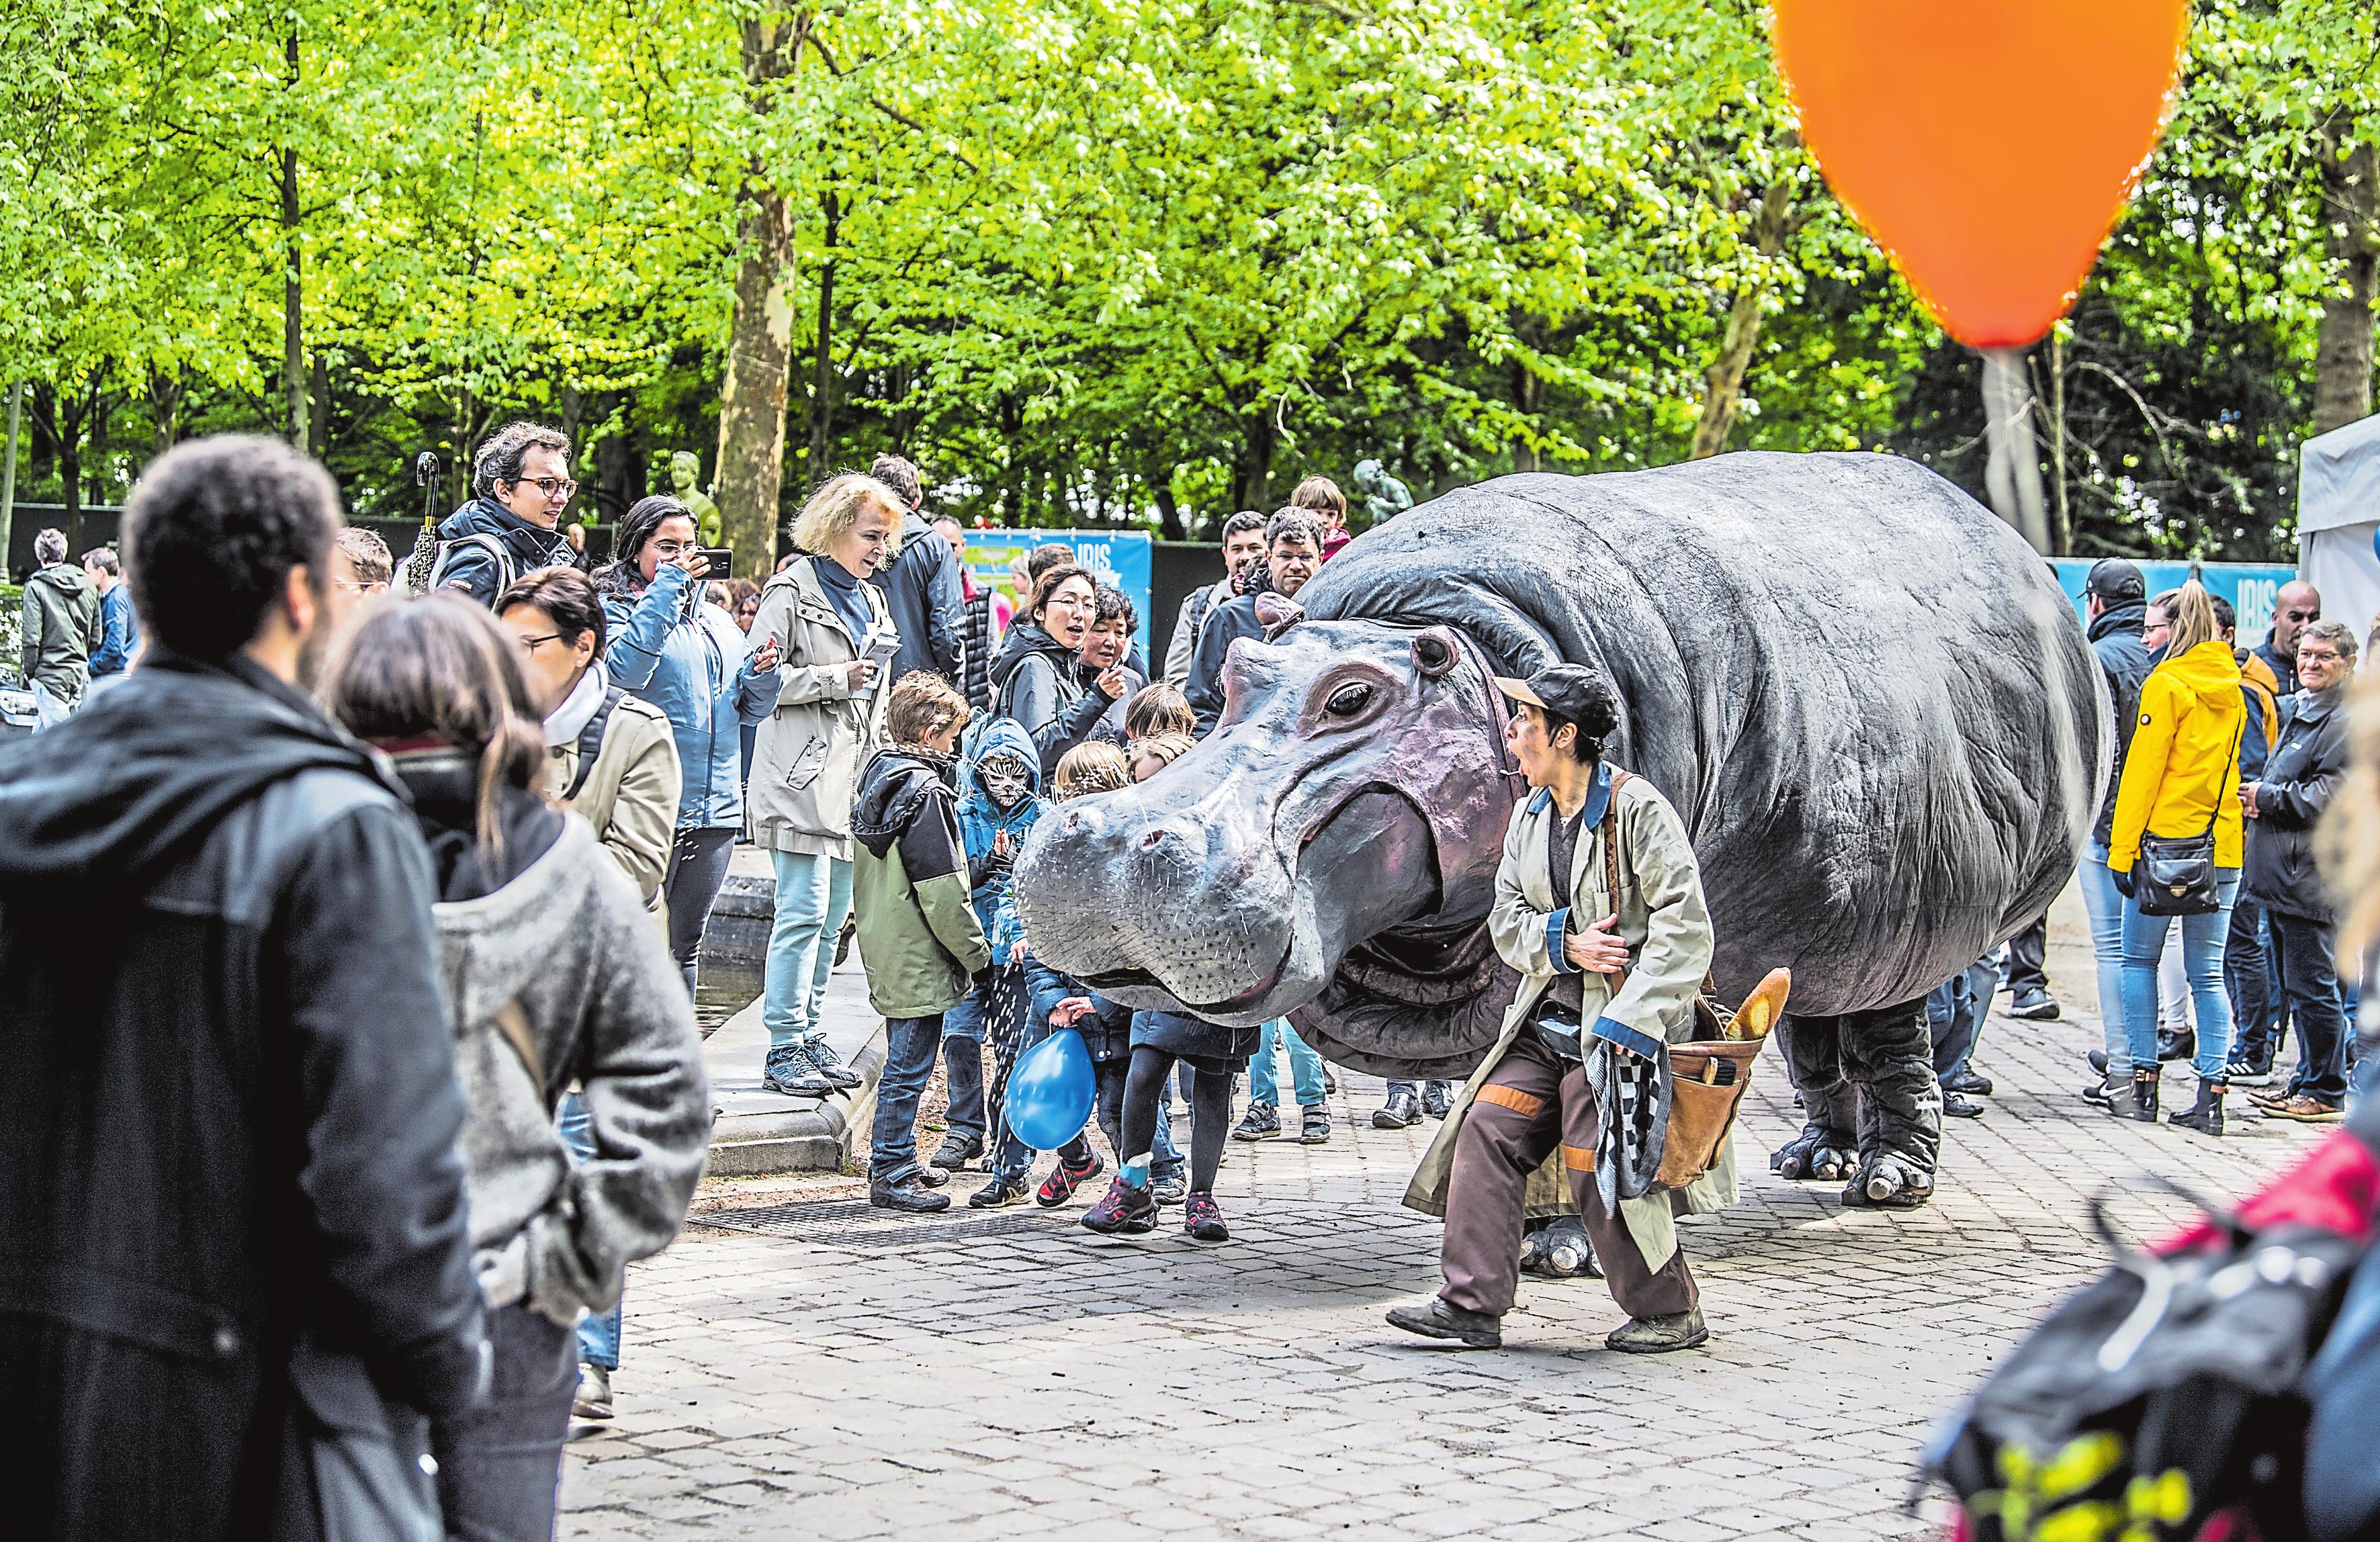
1185,508,1325,737
2078,557,2156,1107
869,453,966,686
2254,578,2321,696
2242,620,2357,1120
433,419,580,605
0,437,490,1541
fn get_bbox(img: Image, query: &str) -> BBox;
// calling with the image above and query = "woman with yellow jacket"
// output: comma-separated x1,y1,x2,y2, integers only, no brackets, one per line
2107,580,2246,1130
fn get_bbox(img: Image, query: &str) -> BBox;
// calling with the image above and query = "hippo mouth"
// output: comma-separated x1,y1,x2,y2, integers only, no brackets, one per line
1041,785,1436,1025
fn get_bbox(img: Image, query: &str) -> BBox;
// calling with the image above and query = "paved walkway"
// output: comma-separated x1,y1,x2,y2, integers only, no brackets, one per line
562,888,2324,1541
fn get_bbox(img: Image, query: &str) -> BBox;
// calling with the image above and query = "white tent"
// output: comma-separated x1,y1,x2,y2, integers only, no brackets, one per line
2299,414,2380,651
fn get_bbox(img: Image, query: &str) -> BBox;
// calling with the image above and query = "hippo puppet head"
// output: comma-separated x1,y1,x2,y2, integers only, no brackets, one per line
1015,453,2106,1079
1012,618,1524,1076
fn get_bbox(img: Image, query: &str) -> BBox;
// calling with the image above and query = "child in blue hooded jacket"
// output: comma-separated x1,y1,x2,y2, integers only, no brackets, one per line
931,716,1046,1175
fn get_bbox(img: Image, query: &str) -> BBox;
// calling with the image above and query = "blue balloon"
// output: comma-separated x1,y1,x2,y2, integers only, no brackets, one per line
1004,1026,1095,1151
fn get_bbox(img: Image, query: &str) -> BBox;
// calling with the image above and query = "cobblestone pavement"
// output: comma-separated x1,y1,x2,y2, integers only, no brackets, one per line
563,908,2324,1542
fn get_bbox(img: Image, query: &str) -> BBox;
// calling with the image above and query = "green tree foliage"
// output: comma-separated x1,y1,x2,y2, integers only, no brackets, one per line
1,0,2371,564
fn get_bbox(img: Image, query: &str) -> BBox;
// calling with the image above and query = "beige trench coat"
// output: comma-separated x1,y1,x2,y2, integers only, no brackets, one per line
545,686,680,915
745,559,893,860
1402,766,1730,1273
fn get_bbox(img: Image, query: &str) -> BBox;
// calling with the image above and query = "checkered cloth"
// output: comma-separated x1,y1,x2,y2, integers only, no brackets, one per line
1587,1036,1670,1209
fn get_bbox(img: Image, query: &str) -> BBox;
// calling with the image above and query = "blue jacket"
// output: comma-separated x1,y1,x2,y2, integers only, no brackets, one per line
90,584,138,678
957,716,1048,965
1024,960,1134,1062
601,563,775,830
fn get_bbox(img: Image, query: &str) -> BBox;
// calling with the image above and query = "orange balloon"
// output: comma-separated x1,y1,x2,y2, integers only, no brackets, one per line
1771,0,2189,348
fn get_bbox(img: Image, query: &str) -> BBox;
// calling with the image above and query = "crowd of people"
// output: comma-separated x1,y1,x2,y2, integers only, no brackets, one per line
1934,559,2369,1139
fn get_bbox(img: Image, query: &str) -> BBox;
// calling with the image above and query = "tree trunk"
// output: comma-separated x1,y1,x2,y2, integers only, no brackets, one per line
711,13,807,580
1979,347,2050,554
2314,136,2379,435
1153,479,1184,541
59,408,81,552
309,353,328,457
594,391,633,521
149,369,184,457
1233,410,1276,512
1,381,21,574
807,191,840,478
281,30,306,453
1691,174,1796,459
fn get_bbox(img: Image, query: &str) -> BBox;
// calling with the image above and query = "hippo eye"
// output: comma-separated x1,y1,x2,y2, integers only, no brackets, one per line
1324,682,1374,718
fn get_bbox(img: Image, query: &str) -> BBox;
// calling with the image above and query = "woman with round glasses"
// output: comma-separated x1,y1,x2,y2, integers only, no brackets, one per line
596,496,781,993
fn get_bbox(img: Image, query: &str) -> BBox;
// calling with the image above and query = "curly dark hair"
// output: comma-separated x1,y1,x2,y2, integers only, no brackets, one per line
120,435,340,660
1092,585,1137,636
471,420,571,501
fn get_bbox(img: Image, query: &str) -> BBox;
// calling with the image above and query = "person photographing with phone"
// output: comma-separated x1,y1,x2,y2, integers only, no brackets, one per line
596,496,781,995
748,475,906,1097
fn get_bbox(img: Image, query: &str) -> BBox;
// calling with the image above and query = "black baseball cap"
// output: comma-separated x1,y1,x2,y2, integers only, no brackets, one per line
1495,664,1607,729
2085,557,2145,602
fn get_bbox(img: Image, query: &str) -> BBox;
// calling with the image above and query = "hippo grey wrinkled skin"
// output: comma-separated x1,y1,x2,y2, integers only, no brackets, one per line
1014,452,2106,1083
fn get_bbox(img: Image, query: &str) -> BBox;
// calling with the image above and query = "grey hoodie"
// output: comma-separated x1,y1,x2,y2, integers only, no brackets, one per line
433,813,711,1324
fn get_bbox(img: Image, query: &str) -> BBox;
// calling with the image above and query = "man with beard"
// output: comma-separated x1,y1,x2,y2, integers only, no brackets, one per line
1184,507,1325,737
1163,509,1268,688
0,437,490,1541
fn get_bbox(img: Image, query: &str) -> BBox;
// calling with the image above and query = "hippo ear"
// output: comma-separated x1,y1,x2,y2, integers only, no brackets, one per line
1254,593,1305,632
1412,628,1458,680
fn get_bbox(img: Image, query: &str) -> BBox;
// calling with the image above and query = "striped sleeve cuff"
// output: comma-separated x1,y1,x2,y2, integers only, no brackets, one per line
1589,1015,1663,1060
1546,907,1581,974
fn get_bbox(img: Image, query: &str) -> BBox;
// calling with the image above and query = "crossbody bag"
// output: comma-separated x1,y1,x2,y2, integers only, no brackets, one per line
2135,711,2246,917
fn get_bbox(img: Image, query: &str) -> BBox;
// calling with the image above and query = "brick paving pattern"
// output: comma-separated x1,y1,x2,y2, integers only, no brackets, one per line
562,966,2323,1541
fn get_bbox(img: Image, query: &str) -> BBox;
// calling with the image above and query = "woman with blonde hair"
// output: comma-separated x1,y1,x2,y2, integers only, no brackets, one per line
2106,579,2247,1130
747,472,906,1097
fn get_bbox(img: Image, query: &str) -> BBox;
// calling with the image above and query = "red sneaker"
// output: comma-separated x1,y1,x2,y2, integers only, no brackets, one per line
1035,1150,1104,1207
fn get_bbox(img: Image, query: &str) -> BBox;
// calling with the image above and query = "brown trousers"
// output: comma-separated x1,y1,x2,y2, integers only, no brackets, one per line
1440,1032,1699,1320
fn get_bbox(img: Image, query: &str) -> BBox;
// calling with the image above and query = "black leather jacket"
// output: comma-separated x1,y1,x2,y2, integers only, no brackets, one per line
0,652,487,1539
2246,686,2352,921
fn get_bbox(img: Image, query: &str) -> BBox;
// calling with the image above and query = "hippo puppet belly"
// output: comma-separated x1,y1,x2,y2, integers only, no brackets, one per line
1012,452,2106,1078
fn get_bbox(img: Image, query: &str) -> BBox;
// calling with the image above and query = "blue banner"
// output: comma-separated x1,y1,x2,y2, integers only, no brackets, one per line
956,529,1156,656
2049,559,2299,647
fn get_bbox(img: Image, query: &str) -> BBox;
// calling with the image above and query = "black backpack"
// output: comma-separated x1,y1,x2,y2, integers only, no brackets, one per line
561,687,629,801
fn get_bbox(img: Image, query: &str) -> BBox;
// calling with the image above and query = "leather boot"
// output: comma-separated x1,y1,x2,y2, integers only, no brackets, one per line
2168,1079,2225,1136
2127,1068,2160,1122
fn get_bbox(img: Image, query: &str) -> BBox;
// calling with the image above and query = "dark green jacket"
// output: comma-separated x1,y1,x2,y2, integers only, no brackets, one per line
20,562,99,701
850,746,991,1019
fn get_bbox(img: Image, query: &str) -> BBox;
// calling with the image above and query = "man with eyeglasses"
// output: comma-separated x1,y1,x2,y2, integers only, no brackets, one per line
434,420,582,607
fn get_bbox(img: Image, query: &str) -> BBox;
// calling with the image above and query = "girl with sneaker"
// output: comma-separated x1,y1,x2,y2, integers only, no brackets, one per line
934,716,1049,1177
1084,1006,1252,1241
969,742,1136,1207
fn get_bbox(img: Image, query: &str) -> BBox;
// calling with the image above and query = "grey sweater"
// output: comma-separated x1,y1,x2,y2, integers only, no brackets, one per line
433,814,711,1324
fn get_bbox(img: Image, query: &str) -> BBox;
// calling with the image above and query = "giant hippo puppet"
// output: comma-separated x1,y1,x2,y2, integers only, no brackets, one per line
1014,451,2107,1206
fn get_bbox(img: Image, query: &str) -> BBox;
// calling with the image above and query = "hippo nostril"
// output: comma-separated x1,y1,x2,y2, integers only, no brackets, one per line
1139,829,1165,851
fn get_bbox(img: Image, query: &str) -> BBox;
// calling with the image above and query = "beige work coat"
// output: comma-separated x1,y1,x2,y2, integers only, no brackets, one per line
746,559,893,860
1402,765,1729,1272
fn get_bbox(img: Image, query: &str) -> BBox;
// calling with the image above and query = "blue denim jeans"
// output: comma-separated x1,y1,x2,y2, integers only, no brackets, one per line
2271,909,2352,1104
1927,956,1998,1087
1247,1018,1325,1107
871,1013,945,1185
431,1303,577,1542
2225,900,2281,1068
2076,844,2129,1068
942,983,990,1145
2119,868,2239,1078
556,1093,621,1369
764,850,852,1052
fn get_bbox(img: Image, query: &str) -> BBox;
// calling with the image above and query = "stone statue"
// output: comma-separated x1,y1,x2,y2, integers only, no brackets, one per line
1353,459,1413,526
670,451,723,547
